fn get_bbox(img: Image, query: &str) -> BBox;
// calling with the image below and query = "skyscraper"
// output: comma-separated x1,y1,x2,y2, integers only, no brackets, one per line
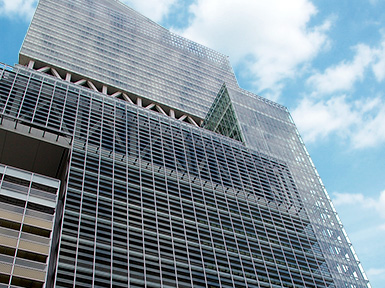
0,0,370,287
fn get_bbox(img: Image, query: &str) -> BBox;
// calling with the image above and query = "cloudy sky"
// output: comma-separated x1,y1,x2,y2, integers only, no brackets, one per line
1,0,384,286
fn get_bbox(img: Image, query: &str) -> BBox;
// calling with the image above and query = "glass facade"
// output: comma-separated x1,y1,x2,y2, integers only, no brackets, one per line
19,0,237,119
0,62,369,287
203,84,244,143
225,86,370,288
0,0,370,287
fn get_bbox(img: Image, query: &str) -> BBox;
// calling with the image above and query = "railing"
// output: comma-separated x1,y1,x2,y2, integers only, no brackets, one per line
20,232,50,245
0,226,19,238
0,254,14,264
0,181,56,202
0,201,24,215
14,258,47,271
25,208,53,222
1,181,29,195
29,188,57,202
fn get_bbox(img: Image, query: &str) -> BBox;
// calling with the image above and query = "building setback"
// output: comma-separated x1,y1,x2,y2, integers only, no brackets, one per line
0,0,370,287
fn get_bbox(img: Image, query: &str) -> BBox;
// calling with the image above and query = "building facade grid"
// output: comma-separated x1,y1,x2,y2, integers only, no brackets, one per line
0,0,372,286
0,63,370,287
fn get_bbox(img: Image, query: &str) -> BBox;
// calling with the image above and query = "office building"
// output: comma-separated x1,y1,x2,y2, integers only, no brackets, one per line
0,0,370,287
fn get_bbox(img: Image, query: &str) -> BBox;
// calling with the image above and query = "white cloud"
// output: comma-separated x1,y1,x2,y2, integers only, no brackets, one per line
307,44,375,95
121,0,177,22
0,0,37,20
332,193,365,206
292,95,385,148
174,0,330,99
292,33,385,148
291,96,358,143
372,39,385,81
333,190,385,218
307,34,385,92
379,224,385,231
367,268,385,277
351,103,385,148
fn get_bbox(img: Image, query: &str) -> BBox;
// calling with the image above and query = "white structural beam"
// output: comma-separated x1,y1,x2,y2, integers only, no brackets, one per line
137,97,142,107
178,115,187,121
155,105,167,116
74,79,87,85
87,81,98,92
187,116,199,127
169,109,175,118
51,68,62,79
111,91,122,97
37,66,50,73
28,60,35,69
122,93,134,104
145,103,155,109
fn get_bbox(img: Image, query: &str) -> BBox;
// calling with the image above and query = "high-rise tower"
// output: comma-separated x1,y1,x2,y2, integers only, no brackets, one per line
0,0,370,287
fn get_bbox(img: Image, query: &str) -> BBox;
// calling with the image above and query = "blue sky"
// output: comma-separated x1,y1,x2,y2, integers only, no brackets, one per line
1,0,385,286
